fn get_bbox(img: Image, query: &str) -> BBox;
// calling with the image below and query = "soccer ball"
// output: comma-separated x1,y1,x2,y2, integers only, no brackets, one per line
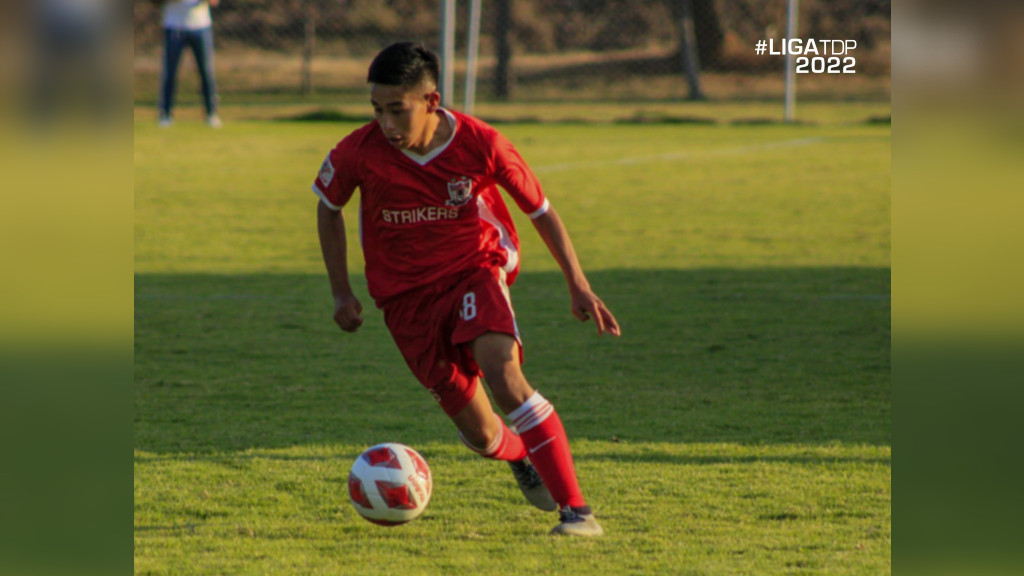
348,443,433,526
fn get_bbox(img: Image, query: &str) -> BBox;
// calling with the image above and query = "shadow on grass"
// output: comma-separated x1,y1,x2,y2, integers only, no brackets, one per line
133,450,889,468
135,267,890,454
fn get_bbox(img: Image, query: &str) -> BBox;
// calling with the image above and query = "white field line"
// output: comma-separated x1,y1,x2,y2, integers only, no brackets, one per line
532,137,825,174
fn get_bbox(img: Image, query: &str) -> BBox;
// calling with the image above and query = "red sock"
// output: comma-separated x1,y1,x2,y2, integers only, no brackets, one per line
509,392,586,509
459,415,527,462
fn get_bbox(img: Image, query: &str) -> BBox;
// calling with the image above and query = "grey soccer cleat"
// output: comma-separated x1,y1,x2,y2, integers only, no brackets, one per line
550,506,605,537
508,459,557,511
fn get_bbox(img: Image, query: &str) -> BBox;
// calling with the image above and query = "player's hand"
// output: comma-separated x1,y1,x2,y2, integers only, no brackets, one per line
570,288,621,337
333,293,364,333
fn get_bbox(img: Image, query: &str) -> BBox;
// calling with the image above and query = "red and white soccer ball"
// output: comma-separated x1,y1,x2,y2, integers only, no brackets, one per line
348,443,433,526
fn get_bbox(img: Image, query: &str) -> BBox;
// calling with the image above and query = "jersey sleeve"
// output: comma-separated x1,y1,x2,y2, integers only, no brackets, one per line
311,137,360,211
489,131,550,219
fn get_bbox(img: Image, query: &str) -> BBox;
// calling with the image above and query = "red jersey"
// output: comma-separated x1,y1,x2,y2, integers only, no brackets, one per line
312,109,550,306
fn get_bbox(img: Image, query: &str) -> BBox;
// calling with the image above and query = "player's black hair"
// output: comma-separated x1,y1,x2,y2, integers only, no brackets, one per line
367,42,440,89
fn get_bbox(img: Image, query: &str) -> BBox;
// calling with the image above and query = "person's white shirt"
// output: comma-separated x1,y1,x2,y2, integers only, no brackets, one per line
162,0,212,31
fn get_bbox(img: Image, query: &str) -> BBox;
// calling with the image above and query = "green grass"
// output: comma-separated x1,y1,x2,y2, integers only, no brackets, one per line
134,112,890,575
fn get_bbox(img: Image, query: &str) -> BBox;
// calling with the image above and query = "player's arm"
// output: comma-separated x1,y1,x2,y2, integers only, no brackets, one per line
531,207,621,336
317,200,363,333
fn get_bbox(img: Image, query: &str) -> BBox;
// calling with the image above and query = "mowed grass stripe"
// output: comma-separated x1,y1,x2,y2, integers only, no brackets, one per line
532,136,825,173
134,122,889,274
135,442,890,576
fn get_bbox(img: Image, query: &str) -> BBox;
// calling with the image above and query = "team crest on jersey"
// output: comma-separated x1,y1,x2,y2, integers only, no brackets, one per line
446,176,474,207
319,155,336,187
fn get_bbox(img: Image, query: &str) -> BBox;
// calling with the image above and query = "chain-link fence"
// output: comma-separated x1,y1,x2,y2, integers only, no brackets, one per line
134,0,890,108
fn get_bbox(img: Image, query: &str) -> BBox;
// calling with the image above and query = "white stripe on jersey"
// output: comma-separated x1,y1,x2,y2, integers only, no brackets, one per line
311,185,341,211
476,196,519,274
497,269,521,340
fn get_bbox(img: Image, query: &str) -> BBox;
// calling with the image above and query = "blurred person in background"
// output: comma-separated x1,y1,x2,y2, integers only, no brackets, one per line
155,0,221,128
31,0,114,127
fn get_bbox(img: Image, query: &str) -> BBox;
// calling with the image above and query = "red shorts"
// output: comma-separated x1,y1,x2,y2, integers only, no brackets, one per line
382,267,522,418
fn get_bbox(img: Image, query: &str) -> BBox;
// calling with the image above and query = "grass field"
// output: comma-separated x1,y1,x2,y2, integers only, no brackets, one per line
134,109,890,575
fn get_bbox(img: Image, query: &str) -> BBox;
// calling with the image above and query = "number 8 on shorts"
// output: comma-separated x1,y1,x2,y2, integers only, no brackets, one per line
461,292,477,320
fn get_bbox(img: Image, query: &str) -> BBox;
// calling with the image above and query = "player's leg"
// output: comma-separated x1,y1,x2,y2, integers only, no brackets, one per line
446,374,555,512
471,333,581,498
471,332,603,536
159,29,186,124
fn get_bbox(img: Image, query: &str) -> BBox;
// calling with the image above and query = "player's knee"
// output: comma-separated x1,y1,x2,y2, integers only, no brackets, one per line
452,395,501,451
457,414,500,452
461,427,494,451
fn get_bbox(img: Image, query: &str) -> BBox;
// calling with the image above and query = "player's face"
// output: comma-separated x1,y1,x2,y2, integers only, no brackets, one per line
370,83,440,150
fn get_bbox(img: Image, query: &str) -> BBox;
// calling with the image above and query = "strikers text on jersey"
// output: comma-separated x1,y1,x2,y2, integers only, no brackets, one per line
381,206,461,224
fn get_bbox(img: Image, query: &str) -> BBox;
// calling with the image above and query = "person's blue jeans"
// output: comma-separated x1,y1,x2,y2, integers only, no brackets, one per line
159,27,218,119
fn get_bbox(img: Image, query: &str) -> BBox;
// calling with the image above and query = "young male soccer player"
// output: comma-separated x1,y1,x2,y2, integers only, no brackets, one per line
312,42,620,536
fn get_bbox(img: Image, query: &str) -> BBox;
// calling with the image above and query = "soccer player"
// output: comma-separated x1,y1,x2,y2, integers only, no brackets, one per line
312,42,620,537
